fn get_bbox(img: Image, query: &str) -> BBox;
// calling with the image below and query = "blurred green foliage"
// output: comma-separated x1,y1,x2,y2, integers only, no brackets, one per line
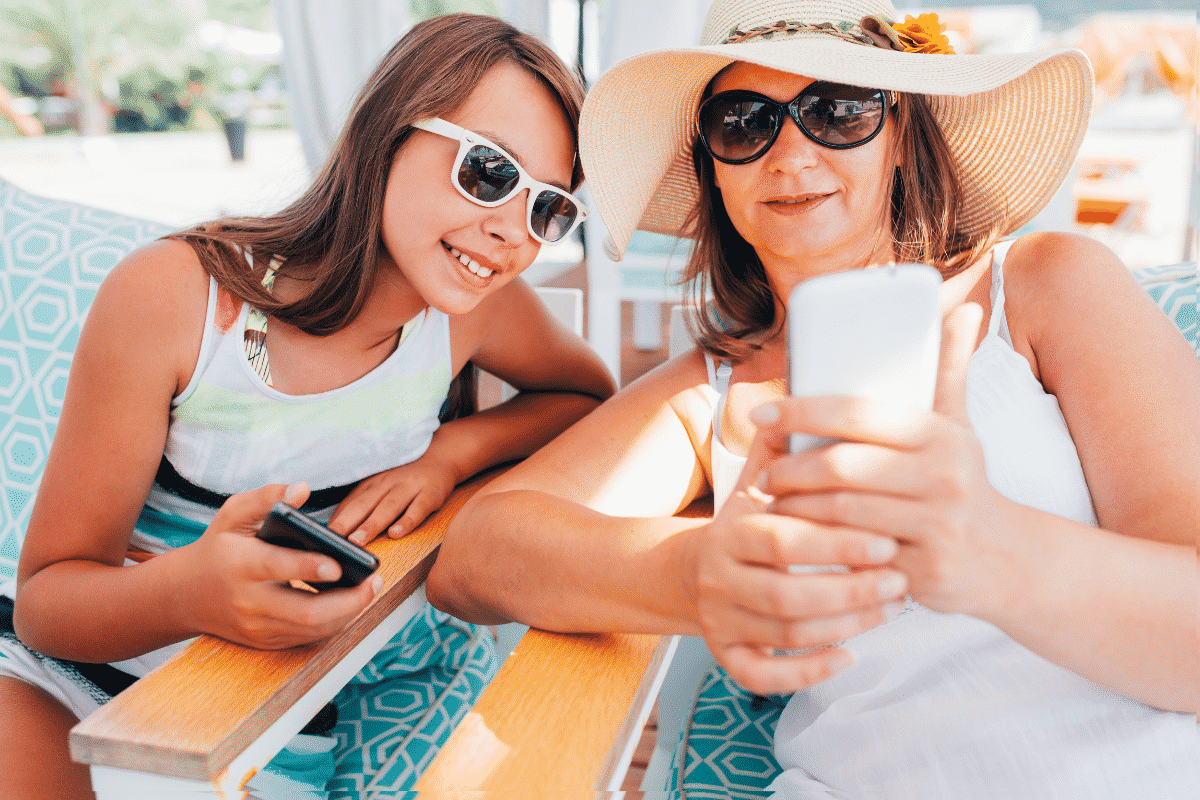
0,0,514,137
0,0,279,134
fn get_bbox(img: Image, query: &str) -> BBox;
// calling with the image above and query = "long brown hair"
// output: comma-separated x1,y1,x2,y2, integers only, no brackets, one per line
684,88,1000,361
166,13,584,337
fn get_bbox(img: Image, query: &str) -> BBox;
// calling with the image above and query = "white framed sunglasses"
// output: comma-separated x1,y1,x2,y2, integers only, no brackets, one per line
411,117,587,245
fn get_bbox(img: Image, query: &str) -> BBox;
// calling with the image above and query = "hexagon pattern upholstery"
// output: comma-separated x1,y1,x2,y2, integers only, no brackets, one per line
0,180,174,586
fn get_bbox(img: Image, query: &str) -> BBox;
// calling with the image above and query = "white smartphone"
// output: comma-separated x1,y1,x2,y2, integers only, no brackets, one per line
788,264,943,453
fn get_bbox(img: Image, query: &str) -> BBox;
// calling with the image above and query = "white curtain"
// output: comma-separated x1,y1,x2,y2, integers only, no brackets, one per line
273,0,552,175
599,0,713,69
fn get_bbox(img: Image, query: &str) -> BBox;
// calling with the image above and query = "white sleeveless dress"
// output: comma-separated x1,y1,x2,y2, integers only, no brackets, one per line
702,241,1200,799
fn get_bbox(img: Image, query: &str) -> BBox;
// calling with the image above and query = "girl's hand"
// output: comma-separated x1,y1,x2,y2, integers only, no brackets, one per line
756,303,1019,620
178,482,383,649
327,454,458,545
684,464,909,697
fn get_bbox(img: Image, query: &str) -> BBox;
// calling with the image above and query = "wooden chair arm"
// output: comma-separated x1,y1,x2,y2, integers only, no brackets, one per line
415,497,714,795
69,466,508,784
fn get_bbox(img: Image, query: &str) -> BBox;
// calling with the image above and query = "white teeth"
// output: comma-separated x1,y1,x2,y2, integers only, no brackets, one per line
446,245,494,278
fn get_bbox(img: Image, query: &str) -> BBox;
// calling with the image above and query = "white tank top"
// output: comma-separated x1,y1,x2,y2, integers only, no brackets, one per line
143,275,453,531
704,242,1199,798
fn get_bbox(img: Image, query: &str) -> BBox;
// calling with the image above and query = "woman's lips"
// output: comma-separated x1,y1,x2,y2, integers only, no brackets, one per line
763,193,831,215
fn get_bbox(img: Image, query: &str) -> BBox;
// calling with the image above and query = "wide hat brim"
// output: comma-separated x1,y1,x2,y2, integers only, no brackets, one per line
580,38,1093,260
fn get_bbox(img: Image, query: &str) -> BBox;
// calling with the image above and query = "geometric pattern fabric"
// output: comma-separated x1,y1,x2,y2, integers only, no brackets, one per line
670,260,1199,799
0,180,173,584
326,604,498,797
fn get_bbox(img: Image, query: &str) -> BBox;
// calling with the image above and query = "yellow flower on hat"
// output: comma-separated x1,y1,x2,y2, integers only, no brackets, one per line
891,13,956,55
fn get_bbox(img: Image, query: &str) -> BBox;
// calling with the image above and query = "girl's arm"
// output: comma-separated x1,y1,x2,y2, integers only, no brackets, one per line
329,278,616,543
427,352,909,695
760,234,1199,711
14,242,377,662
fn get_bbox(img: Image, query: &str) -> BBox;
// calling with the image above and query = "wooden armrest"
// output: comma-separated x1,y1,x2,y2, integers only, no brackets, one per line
69,466,508,783
415,496,714,795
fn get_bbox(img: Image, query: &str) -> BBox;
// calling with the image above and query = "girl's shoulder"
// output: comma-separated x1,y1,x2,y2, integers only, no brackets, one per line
107,238,212,304
91,238,213,380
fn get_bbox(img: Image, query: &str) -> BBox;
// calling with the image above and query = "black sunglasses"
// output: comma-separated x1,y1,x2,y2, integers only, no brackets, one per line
698,82,894,164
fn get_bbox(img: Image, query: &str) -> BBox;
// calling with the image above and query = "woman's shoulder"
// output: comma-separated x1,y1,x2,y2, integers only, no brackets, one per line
1001,231,1126,296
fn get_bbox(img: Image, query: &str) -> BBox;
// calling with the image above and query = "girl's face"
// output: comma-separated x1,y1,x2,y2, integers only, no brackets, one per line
381,61,576,316
709,62,899,298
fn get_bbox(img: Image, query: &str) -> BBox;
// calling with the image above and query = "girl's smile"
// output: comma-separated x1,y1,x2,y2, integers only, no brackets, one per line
381,62,576,319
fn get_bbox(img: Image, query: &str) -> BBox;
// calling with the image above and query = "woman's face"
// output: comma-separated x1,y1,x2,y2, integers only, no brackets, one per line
381,61,576,316
709,62,899,295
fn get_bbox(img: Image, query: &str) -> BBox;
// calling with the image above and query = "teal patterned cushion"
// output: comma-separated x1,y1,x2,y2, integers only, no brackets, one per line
0,181,173,583
672,262,1199,798
1132,262,1198,358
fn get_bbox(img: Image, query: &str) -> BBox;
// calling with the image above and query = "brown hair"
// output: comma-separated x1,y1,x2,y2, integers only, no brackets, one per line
684,89,1000,361
164,14,584,419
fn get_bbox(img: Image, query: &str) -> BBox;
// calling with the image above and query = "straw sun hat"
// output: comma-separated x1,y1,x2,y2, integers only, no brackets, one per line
579,0,1094,260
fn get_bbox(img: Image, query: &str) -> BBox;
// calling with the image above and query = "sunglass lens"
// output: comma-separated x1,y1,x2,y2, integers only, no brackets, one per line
531,190,578,243
460,145,520,202
701,96,780,163
796,85,885,147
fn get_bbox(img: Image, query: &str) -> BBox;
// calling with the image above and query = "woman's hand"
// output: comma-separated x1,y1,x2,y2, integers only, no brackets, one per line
176,482,383,649
327,454,458,545
685,484,909,695
755,303,1021,620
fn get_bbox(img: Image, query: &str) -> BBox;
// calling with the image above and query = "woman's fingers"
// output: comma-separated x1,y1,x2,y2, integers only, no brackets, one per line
716,557,907,620
721,509,898,567
769,491,933,541
716,642,858,696
710,597,896,653
750,395,935,458
934,301,983,426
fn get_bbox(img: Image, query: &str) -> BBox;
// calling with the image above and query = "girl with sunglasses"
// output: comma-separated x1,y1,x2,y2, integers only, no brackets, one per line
429,0,1200,796
0,13,614,799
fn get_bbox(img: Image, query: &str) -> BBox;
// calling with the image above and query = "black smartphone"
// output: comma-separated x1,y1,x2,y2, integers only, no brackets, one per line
256,502,380,590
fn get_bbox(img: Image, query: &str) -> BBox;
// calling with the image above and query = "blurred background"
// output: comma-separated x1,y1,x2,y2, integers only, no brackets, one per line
0,0,1195,384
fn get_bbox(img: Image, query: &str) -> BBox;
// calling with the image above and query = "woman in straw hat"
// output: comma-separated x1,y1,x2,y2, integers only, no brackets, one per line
428,0,1200,794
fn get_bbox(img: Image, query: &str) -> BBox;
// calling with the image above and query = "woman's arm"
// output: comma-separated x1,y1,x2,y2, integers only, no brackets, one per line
427,352,909,695
15,242,377,662
995,233,1198,710
329,278,616,542
759,235,1199,711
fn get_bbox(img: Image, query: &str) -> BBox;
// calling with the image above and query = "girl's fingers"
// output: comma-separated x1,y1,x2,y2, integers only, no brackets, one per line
252,537,344,586
327,484,388,537
387,489,440,538
257,576,383,644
